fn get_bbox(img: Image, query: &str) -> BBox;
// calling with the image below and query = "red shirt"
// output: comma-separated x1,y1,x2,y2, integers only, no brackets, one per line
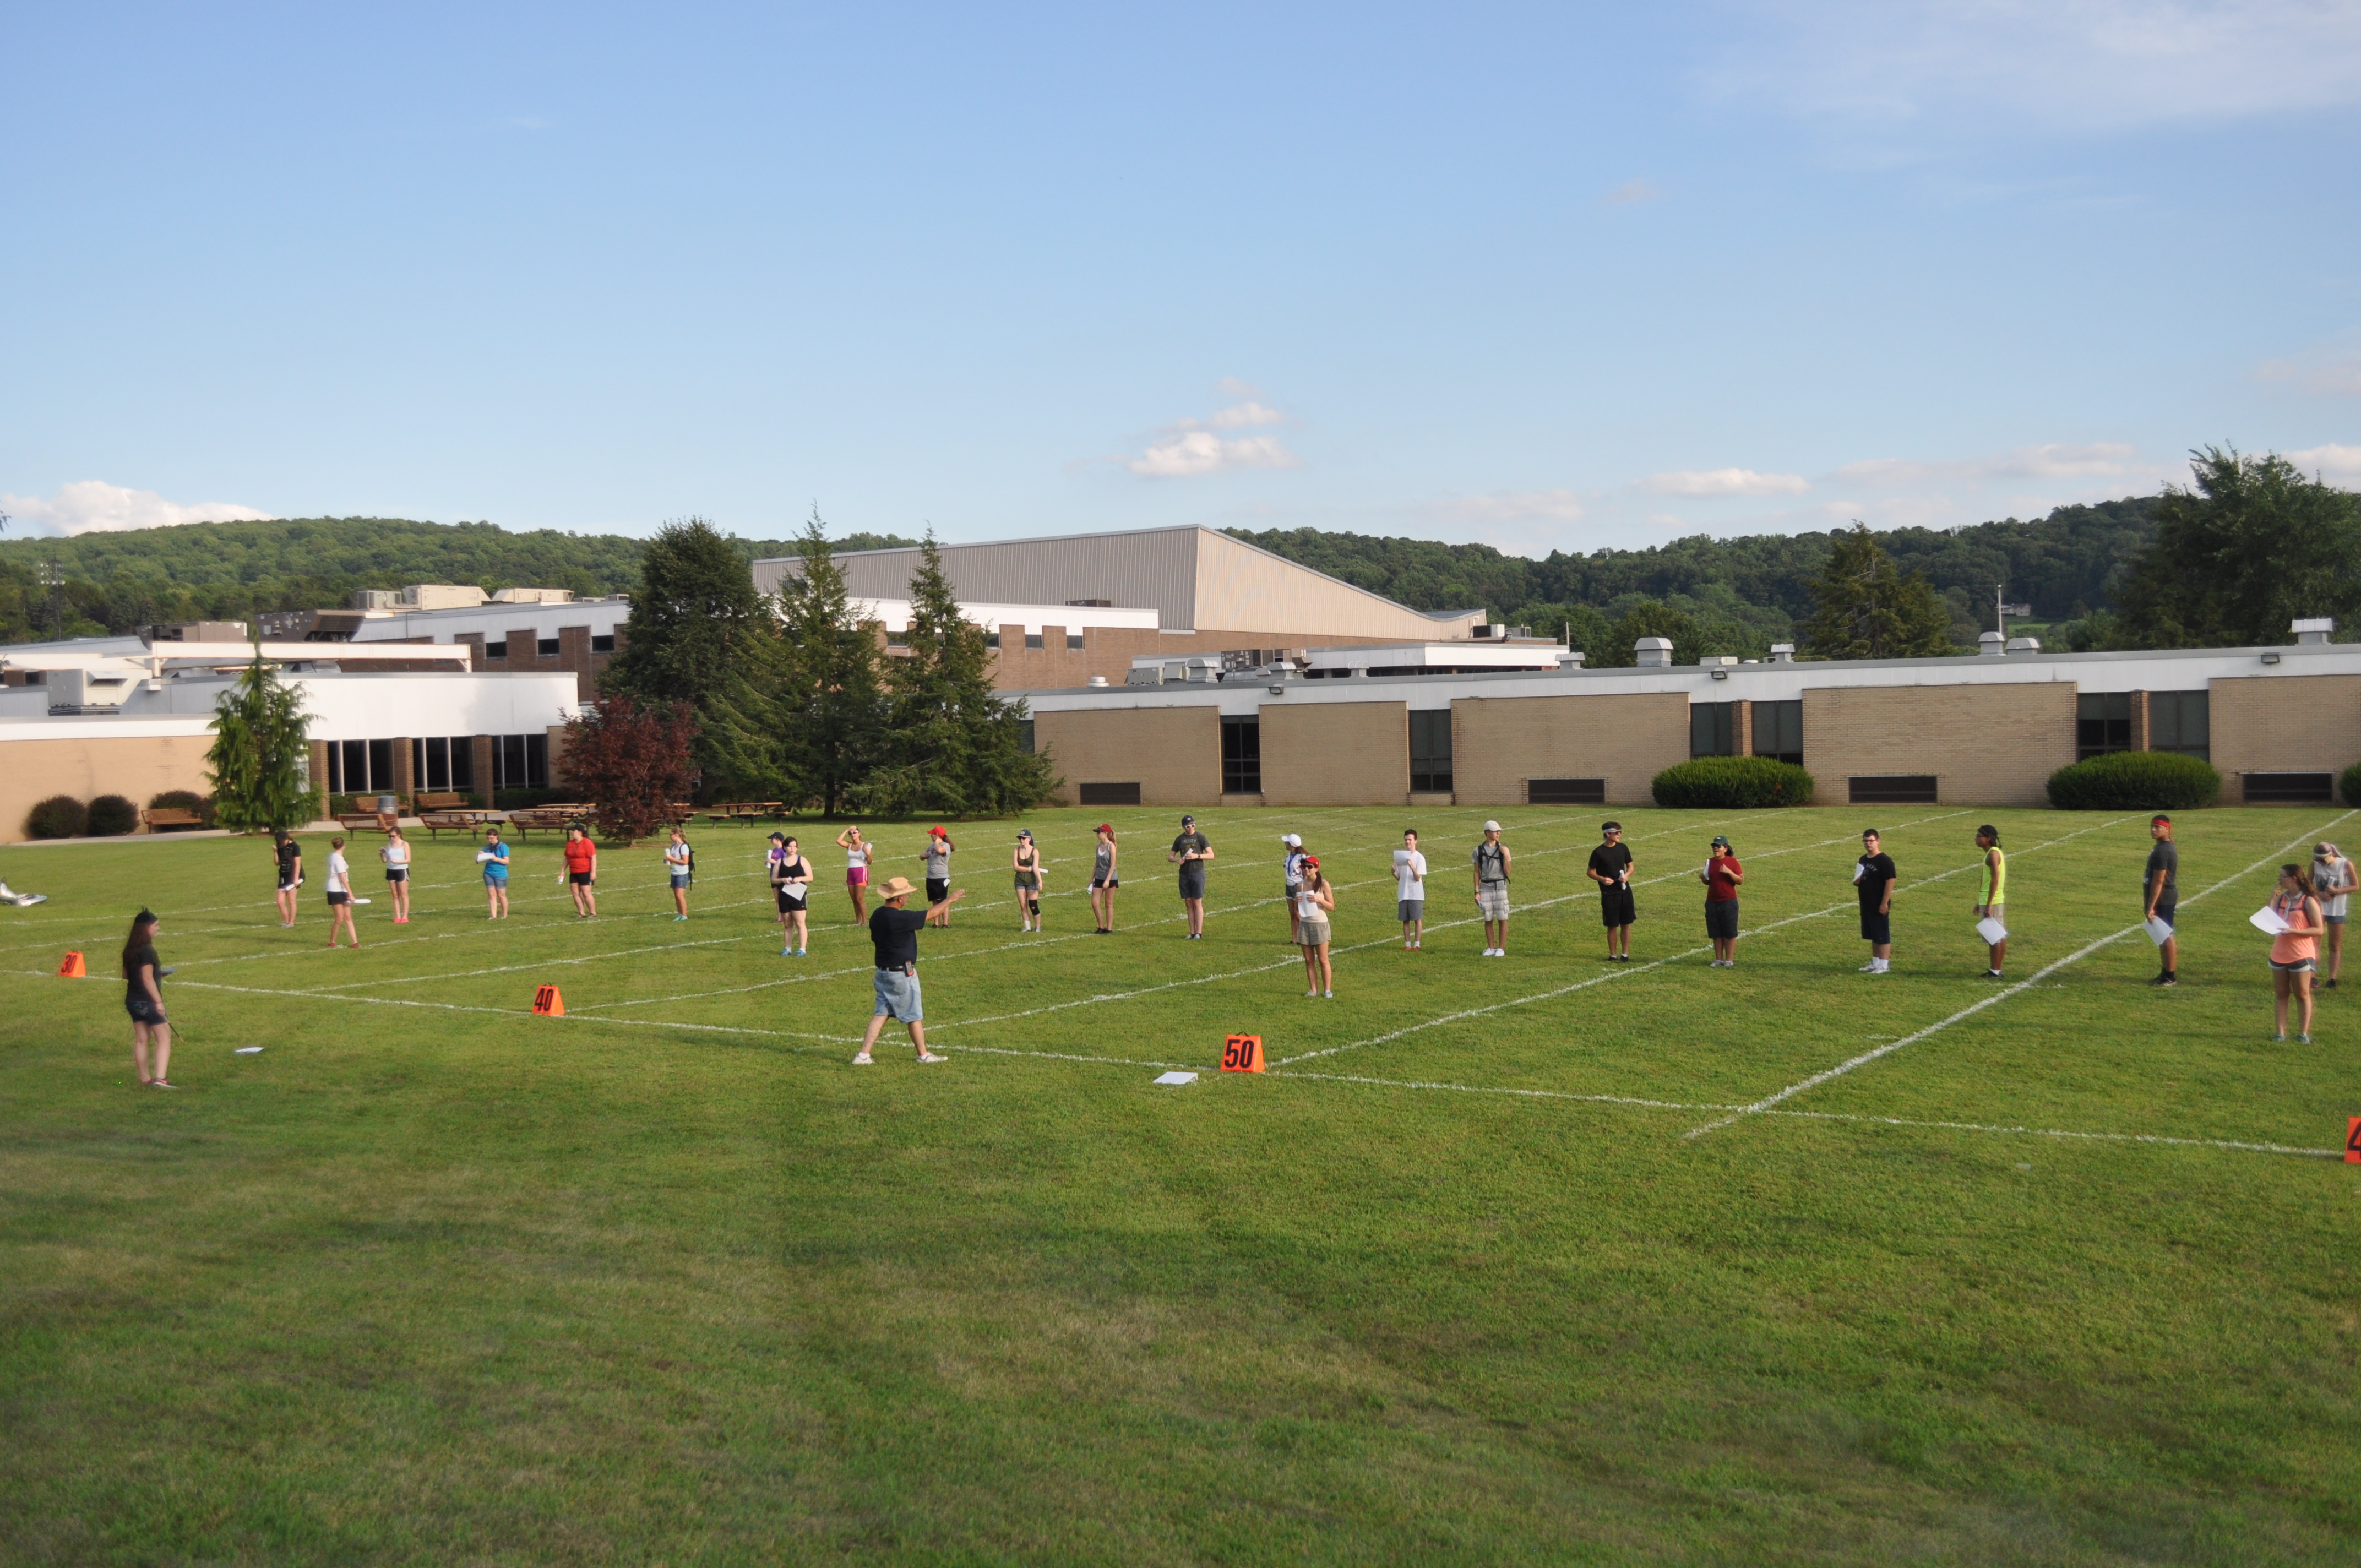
1706,856,1741,902
563,839,596,874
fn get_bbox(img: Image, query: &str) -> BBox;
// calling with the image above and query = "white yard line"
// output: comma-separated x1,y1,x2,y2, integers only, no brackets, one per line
1680,811,2358,1140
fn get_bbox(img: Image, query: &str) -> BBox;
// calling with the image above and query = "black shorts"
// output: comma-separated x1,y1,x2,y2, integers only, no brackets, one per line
385,869,408,883
1600,885,1636,927
1178,869,1206,900
569,871,594,886
1093,876,1118,890
2151,895,2177,931
126,992,167,1025
1860,907,1891,944
776,888,807,914
1705,900,1739,940
277,877,297,892
927,877,950,904
327,890,351,906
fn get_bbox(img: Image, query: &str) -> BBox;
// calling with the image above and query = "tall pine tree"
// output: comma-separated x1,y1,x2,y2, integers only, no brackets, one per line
600,516,770,795
773,508,888,815
1800,525,1956,660
2117,447,2361,648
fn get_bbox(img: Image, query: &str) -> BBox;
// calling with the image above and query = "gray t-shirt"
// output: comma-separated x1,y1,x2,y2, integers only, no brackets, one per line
2314,856,2352,919
924,843,950,879
2145,840,2178,900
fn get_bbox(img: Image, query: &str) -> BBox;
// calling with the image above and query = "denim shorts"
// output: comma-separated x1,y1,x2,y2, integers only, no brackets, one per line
873,966,923,1021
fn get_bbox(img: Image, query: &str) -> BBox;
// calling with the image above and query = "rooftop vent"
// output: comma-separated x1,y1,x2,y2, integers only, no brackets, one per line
1979,631,2007,657
1767,644,1795,664
2005,636,2042,654
2294,617,2335,645
1634,636,1674,669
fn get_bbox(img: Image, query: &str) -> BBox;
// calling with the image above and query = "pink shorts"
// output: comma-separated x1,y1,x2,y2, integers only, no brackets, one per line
847,867,868,886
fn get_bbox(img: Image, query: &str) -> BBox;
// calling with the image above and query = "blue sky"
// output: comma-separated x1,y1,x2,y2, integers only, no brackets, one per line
4,2,2358,553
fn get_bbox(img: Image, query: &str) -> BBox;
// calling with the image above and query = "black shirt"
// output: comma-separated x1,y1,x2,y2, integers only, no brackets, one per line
868,905,930,969
2146,840,2178,899
1588,842,1633,888
1172,832,1210,864
276,840,298,878
124,942,160,990
1857,852,1897,907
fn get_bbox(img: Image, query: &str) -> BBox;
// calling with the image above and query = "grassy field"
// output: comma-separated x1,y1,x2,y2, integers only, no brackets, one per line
4,802,2359,1564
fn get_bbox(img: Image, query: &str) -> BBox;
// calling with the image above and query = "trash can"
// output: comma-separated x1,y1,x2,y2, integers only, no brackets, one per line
378,793,398,815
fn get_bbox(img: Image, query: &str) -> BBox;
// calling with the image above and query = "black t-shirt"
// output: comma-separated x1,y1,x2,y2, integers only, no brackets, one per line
1588,843,1633,889
868,906,930,969
1172,832,1210,865
1857,852,1897,907
124,942,160,988
275,840,298,878
2146,840,2178,899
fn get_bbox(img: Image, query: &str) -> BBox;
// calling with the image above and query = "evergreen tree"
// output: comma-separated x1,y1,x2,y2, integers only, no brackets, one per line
773,509,888,815
1800,525,1956,660
600,516,768,791
861,532,1061,817
2117,447,2361,648
206,649,318,832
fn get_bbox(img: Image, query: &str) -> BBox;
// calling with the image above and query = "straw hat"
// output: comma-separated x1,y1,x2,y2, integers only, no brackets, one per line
877,875,920,901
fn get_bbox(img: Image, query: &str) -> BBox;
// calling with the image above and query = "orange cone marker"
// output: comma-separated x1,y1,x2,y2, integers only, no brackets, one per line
2347,1116,2359,1165
531,984,565,1016
1220,1033,1263,1073
57,952,86,978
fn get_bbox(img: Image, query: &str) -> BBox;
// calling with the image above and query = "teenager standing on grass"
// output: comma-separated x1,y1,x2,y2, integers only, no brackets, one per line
838,825,872,922
1281,832,1307,943
1296,856,1335,998
123,908,173,1088
1588,821,1636,961
1396,829,1427,950
923,827,957,924
562,825,599,918
2310,841,2353,988
1013,829,1046,932
1700,835,1742,966
1171,814,1214,938
665,827,693,920
1090,824,1119,933
480,826,510,919
1974,825,2007,978
771,833,812,955
1473,821,1512,956
2268,864,2325,1043
380,826,414,924
324,835,360,949
1856,829,1896,974
853,875,960,1066
273,830,302,928
2146,815,2179,987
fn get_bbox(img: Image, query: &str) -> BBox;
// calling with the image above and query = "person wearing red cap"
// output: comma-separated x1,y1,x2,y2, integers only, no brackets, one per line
1090,823,1120,933
922,826,958,924
1296,856,1336,998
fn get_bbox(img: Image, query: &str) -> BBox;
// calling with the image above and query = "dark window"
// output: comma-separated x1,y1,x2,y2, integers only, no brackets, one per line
2148,689,2210,760
2244,772,2332,804
448,736,474,790
537,638,560,657
591,634,615,654
416,737,450,791
886,631,908,646
496,734,548,790
1528,777,1606,805
986,632,1000,649
1410,709,1452,793
526,733,548,789
1018,719,1035,755
1690,701,1738,758
1751,700,1802,764
1025,633,1044,649
1222,716,1262,794
367,739,393,794
2077,692,2132,759
1067,633,1085,650
485,640,508,659
1079,782,1141,806
1850,775,1938,804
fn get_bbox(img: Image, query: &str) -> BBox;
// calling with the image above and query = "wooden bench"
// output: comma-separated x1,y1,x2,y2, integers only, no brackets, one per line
143,807,204,832
414,791,474,813
419,809,498,840
336,812,399,835
505,806,590,839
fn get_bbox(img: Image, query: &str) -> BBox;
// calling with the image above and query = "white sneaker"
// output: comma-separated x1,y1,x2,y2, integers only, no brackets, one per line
851,1052,874,1065
1306,987,1319,998
1323,989,1334,999
916,1051,946,1064
1859,962,1879,972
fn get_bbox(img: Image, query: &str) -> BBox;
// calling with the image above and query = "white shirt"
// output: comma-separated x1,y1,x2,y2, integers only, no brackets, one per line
847,843,868,869
666,842,692,873
1394,849,1427,900
325,851,350,895
380,841,410,869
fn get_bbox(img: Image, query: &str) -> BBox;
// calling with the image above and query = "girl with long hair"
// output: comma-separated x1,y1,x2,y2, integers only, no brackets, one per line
773,834,813,956
2268,863,2326,1043
1296,856,1336,999
837,825,872,922
1013,829,1046,932
122,909,173,1088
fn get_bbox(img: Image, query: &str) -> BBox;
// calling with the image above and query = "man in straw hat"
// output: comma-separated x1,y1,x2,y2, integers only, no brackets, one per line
854,875,964,1065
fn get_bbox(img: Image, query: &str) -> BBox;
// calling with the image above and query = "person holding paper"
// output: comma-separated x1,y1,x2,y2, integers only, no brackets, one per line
479,827,510,919
1588,821,1637,962
1395,829,1428,950
2145,816,2179,987
1974,825,2007,978
2266,864,2325,1043
1856,829,1896,973
2310,842,2354,988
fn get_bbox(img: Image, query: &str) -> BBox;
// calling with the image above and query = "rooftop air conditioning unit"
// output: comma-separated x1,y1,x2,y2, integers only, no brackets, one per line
48,668,134,714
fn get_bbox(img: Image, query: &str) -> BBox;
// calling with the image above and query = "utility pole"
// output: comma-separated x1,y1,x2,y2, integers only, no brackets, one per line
41,560,64,641
1995,583,2007,641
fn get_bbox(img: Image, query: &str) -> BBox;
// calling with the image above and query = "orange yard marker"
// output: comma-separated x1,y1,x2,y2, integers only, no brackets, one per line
57,952,86,978
2347,1117,2360,1165
1220,1033,1264,1073
531,984,565,1016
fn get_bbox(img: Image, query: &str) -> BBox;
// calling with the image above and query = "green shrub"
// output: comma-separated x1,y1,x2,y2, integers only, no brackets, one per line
2343,762,2361,808
25,795,89,840
85,794,138,836
147,790,217,829
2047,751,2221,810
1651,756,1816,809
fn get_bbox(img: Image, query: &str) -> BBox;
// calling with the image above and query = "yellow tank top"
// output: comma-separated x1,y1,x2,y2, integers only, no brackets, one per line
1981,848,2007,906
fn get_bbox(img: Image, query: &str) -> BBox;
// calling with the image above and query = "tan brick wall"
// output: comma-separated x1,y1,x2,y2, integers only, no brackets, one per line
1800,683,2075,806
1034,706,1219,807
2208,674,2361,799
1260,701,1409,806
0,734,220,844
1450,693,1690,806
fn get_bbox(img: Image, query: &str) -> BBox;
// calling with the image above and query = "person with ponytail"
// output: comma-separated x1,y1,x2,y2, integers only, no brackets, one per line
122,910,173,1088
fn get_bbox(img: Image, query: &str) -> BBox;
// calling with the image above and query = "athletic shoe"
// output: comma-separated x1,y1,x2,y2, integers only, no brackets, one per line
2326,978,2339,990
1306,988,1319,998
2150,973,2178,987
916,1051,946,1064
151,1079,176,1090
1983,968,2004,979
781,946,794,956
1859,962,1879,972
851,1052,874,1065
1323,989,1334,999
2273,1032,2286,1042
2299,1032,2313,1043
796,949,806,957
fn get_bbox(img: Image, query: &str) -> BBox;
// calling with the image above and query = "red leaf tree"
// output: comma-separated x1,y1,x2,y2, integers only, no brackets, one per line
559,696,700,846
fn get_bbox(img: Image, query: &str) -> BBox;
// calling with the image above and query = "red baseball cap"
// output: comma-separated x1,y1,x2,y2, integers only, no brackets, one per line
928,825,948,836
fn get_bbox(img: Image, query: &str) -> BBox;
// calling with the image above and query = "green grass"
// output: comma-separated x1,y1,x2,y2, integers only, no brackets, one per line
4,803,2359,1564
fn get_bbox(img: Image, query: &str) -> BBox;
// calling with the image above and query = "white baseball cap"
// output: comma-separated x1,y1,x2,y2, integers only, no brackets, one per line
1482,820,1502,832
1280,833,1302,846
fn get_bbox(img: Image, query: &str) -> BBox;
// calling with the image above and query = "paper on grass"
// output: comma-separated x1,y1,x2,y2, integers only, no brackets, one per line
235,1046,264,1054
1975,917,2008,945
2251,906,2290,936
1153,1070,1198,1086
2143,917,2174,946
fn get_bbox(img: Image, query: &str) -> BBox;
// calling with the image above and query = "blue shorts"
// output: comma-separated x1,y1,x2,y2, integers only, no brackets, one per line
873,967,923,1021
484,870,508,887
670,873,690,889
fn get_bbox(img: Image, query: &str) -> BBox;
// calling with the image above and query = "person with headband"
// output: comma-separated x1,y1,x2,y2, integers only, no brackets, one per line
1013,829,1047,933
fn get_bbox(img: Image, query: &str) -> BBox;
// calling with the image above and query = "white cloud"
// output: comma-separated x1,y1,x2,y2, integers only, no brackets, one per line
1428,489,1587,524
1711,0,2361,132
1214,376,1265,400
2257,350,2361,397
1603,179,1661,205
1127,431,1301,478
1183,401,1288,431
1644,467,1811,497
0,480,275,537
2285,444,2361,484
1835,443,2144,486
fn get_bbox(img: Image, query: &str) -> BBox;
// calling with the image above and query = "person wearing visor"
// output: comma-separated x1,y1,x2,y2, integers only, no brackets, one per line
1699,835,1742,966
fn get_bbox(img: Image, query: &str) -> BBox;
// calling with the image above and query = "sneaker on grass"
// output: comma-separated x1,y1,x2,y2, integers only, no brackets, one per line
916,1051,946,1064
851,1052,874,1065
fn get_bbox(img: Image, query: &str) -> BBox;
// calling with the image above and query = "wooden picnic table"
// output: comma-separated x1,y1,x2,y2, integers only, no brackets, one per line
505,804,592,839
418,809,503,840
335,812,400,835
705,801,786,823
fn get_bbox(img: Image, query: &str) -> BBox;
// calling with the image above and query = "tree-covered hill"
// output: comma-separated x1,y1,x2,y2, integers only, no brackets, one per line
0,516,916,643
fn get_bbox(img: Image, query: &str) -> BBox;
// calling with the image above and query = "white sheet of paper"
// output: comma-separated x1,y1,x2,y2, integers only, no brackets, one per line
1153,1070,1198,1086
2143,916,2174,945
235,1046,264,1054
1976,917,2008,945
1852,862,1866,883
2251,906,2289,935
